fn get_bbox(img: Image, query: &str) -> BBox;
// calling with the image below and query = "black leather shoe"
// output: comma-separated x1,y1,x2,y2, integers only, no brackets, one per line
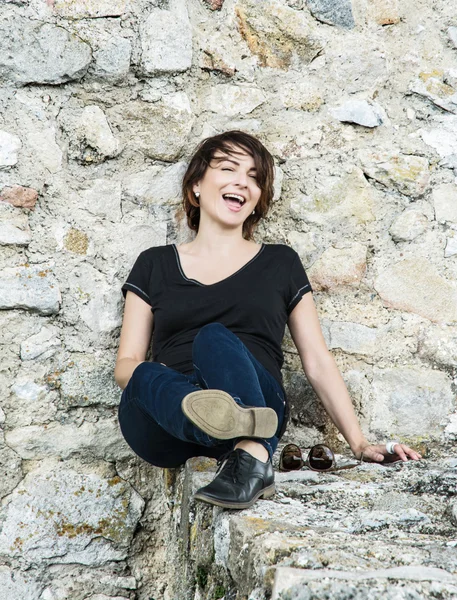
194,448,275,509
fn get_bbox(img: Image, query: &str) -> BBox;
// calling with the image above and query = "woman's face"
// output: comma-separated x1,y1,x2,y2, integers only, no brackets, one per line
193,146,261,229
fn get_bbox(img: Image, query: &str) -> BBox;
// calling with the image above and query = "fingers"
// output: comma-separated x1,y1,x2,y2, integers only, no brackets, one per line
395,444,422,461
361,446,385,462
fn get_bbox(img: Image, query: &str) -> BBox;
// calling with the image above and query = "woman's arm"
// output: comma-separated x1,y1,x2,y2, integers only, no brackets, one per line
114,291,154,390
287,293,421,462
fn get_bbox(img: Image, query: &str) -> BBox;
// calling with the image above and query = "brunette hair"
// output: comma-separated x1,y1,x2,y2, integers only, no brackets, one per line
181,131,275,240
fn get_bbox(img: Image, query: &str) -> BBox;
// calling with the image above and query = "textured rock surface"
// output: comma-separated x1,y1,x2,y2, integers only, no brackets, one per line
374,259,457,323
0,16,92,85
306,0,354,28
0,0,456,597
330,100,384,128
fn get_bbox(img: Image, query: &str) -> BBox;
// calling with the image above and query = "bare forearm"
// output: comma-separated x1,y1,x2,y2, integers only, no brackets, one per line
304,353,368,455
114,358,146,390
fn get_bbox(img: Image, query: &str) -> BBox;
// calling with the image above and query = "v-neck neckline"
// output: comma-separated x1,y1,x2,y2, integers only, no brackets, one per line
172,243,265,288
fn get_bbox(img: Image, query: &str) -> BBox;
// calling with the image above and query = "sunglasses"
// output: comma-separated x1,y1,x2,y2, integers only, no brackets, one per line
279,443,359,472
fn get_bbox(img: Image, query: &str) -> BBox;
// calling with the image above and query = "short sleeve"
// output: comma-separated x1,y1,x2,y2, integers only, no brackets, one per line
286,253,313,316
121,251,152,306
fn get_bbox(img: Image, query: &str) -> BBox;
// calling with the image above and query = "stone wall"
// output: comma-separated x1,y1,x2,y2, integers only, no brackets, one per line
0,0,456,598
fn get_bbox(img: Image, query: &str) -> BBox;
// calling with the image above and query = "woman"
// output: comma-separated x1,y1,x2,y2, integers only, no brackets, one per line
114,130,421,510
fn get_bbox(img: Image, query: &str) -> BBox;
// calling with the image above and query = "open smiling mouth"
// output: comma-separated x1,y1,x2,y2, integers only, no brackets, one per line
222,193,246,210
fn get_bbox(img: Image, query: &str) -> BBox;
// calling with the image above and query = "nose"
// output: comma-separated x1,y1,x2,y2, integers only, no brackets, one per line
234,171,249,187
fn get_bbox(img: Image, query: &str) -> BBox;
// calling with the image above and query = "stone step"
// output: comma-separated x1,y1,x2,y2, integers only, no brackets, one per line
180,457,457,599
271,566,457,600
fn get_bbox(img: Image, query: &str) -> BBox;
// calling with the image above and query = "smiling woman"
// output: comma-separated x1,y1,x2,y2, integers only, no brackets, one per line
114,130,421,513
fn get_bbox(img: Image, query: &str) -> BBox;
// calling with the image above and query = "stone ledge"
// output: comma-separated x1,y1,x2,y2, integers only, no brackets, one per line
173,454,457,599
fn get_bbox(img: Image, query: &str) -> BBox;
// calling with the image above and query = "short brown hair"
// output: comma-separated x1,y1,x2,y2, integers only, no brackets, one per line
181,131,275,240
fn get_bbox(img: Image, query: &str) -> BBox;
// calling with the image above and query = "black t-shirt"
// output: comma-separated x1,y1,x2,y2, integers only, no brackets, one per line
121,243,312,396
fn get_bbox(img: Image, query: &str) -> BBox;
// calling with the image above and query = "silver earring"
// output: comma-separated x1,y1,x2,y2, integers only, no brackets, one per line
195,192,200,198
252,210,255,215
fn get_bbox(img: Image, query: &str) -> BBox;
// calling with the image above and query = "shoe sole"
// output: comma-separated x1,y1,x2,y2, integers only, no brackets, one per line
181,390,278,440
194,483,276,509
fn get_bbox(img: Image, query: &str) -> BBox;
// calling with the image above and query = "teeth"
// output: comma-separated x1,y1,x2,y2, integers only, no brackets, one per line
223,194,245,204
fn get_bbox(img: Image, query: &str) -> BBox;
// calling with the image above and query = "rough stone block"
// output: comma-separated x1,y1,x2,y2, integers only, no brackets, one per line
0,567,41,600
389,209,428,242
370,367,454,437
325,320,378,355
140,1,192,75
330,99,383,127
0,17,92,85
410,73,457,115
0,265,61,315
449,27,457,49
359,151,430,197
0,185,38,208
445,235,457,257
433,183,457,223
60,354,120,408
78,178,122,222
5,419,131,461
20,325,61,361
308,243,367,291
235,0,324,69
374,258,457,323
0,130,21,168
306,0,355,29
420,116,457,158
204,84,266,116
0,460,144,565
93,36,131,81
368,0,400,25
418,325,457,368
0,202,31,245
107,93,193,161
122,162,187,205
53,0,128,18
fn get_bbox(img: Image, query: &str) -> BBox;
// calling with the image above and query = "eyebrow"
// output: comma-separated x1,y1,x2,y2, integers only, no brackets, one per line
212,156,257,172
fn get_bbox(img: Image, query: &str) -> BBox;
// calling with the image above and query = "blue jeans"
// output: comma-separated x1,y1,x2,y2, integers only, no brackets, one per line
118,323,286,467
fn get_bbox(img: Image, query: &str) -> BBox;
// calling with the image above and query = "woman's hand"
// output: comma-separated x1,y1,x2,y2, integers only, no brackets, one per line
355,443,422,463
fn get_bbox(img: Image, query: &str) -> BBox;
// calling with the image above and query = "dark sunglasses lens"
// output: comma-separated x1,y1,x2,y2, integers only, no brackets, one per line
309,445,334,471
280,444,303,471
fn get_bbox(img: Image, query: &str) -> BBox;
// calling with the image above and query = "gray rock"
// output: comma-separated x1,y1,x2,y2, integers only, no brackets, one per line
306,0,355,29
204,84,266,116
93,37,131,81
421,117,457,158
5,419,131,461
122,162,187,206
53,0,127,18
370,366,454,437
140,1,192,75
20,326,61,361
418,325,457,368
0,436,22,500
0,202,31,245
60,354,120,408
389,209,428,242
374,258,457,323
433,183,457,223
410,76,457,115
445,235,457,257
0,17,92,85
360,152,430,197
330,100,383,127
0,130,21,168
107,92,193,161
77,178,122,222
325,320,378,355
0,460,144,565
0,265,61,315
448,27,457,49
0,567,42,600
